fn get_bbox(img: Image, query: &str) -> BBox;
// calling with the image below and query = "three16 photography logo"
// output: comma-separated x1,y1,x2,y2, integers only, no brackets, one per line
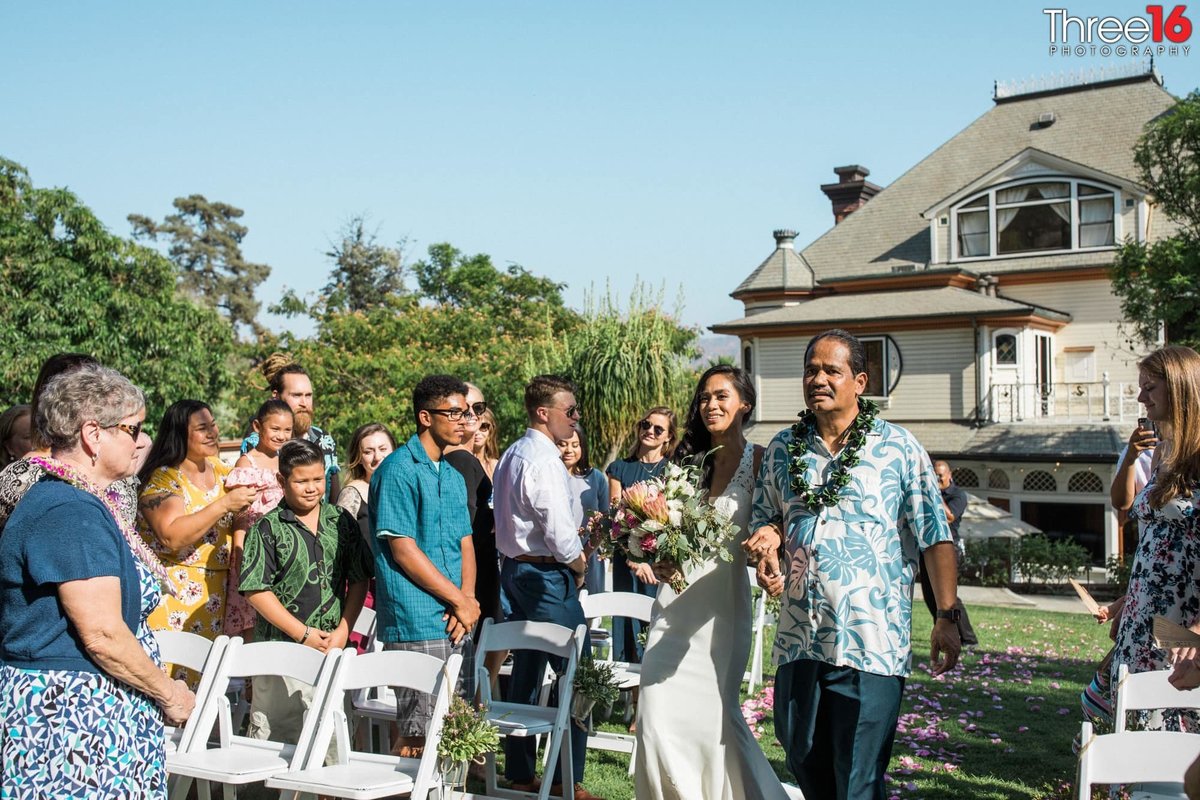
1044,6,1192,56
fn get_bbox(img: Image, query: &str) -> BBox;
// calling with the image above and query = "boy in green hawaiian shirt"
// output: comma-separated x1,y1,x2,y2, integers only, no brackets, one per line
240,438,373,746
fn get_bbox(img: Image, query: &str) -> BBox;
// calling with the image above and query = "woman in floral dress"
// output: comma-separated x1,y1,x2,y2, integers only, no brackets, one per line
138,401,257,680
1111,345,1200,731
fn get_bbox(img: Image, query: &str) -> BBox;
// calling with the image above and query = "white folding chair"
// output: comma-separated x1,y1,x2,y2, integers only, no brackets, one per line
267,649,463,800
166,638,340,800
1077,720,1200,800
351,605,378,650
743,566,767,693
578,589,653,771
475,619,586,800
1115,664,1200,732
154,632,229,755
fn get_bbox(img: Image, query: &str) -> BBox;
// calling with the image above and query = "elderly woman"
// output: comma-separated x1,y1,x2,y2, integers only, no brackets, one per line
139,400,257,655
0,364,194,799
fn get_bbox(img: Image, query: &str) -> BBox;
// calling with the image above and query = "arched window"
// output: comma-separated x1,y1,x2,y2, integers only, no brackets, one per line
1067,471,1104,493
951,467,979,488
1023,470,1058,492
859,335,903,398
953,178,1117,260
742,343,753,373
988,469,1010,489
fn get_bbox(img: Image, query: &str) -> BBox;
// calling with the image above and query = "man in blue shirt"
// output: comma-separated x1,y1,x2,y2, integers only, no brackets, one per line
369,374,479,759
749,329,961,800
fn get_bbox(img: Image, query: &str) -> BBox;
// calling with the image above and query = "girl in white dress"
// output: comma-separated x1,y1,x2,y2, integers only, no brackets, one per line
635,365,790,800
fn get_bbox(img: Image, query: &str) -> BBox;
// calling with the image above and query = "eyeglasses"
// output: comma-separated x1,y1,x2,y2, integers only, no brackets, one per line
427,407,469,421
638,420,667,437
108,422,143,442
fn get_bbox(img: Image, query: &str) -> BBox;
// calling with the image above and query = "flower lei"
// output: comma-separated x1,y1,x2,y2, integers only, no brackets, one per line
786,398,879,510
27,455,176,595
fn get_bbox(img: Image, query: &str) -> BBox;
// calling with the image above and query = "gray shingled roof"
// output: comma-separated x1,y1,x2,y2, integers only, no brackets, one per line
734,240,816,295
736,76,1177,293
745,419,1125,461
712,286,1070,331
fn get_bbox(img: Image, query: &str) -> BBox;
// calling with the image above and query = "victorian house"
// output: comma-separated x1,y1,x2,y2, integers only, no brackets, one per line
713,65,1181,563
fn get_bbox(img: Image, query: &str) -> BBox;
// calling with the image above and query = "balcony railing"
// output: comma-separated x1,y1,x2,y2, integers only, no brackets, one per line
982,373,1139,423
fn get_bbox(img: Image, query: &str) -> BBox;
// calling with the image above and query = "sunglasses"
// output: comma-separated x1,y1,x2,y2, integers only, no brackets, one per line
638,420,667,437
470,401,487,416
479,423,493,432
108,422,143,442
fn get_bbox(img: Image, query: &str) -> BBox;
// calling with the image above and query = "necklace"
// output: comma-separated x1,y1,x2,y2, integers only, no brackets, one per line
786,398,879,510
28,456,175,594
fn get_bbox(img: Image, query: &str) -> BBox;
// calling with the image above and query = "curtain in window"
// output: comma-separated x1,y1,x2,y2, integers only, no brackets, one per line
958,210,989,256
996,186,1030,233
1079,198,1115,246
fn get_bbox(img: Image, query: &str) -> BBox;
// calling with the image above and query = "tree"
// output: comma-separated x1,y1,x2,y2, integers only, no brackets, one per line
322,216,406,313
1112,90,1200,347
129,195,271,336
547,284,699,466
0,159,236,423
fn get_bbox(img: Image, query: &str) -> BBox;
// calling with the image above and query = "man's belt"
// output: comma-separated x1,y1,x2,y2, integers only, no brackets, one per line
514,554,560,565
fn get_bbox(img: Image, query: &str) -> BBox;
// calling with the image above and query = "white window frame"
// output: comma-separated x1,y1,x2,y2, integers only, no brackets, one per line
993,329,1020,370
860,335,902,398
950,177,1120,262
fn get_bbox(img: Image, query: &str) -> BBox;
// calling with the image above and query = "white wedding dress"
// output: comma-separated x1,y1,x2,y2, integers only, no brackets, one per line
635,442,791,800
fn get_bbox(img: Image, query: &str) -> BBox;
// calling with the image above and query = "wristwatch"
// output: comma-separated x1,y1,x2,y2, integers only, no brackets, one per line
936,608,962,623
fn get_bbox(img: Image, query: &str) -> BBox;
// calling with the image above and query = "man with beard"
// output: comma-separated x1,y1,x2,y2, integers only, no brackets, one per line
748,329,961,800
242,357,341,500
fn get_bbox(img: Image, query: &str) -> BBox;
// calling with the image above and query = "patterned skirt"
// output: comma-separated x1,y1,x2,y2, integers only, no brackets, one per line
0,664,166,800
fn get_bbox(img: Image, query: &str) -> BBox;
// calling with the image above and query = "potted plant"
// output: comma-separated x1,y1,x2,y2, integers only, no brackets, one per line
436,696,499,798
572,657,621,731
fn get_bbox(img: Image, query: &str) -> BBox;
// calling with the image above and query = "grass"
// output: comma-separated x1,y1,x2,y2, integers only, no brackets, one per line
528,604,1110,800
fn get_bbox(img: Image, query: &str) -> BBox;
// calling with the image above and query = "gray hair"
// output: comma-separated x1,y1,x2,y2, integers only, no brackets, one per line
37,364,145,450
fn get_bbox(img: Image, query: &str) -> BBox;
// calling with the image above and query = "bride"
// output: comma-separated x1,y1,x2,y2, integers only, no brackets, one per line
635,365,790,800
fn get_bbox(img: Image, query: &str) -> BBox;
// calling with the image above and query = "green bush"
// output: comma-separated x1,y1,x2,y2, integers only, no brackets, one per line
1011,534,1091,588
962,538,1015,587
1106,554,1133,591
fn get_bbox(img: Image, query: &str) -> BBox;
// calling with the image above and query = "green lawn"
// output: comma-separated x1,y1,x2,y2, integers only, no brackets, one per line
552,604,1110,800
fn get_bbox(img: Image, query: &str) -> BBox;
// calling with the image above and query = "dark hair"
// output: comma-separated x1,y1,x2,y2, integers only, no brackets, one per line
524,374,576,418
413,374,469,425
139,400,211,483
624,406,679,461
346,422,397,482
261,352,310,395
804,328,868,376
562,424,595,476
278,438,325,478
674,365,757,489
255,399,294,425
0,404,31,468
29,353,99,449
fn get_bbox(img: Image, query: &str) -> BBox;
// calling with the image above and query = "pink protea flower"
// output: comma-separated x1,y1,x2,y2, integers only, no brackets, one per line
641,493,669,524
622,481,653,516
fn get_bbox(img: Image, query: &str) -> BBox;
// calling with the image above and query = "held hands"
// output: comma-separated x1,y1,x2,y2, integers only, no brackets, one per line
651,560,682,585
743,525,783,565
755,552,785,598
161,678,196,725
929,620,961,676
301,627,334,653
444,594,481,644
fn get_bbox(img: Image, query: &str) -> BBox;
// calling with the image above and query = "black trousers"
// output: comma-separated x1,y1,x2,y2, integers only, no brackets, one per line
918,547,978,645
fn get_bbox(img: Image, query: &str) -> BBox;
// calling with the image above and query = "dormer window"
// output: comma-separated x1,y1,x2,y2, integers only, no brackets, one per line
952,178,1116,260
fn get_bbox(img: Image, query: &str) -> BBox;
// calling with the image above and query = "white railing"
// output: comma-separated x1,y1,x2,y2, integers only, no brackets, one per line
982,373,1140,423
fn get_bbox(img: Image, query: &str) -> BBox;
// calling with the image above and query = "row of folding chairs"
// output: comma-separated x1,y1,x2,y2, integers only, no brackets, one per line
1077,664,1200,799
155,616,587,800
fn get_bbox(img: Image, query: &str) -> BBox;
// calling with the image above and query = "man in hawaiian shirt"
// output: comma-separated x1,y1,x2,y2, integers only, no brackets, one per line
747,328,961,800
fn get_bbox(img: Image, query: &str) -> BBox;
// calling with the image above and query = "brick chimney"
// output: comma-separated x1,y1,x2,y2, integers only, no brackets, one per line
820,165,882,224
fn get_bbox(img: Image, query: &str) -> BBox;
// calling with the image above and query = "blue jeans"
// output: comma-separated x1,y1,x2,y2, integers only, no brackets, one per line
500,559,589,785
774,659,905,800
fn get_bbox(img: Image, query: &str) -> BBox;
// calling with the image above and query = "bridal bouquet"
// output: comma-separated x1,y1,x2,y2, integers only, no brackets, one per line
587,459,737,592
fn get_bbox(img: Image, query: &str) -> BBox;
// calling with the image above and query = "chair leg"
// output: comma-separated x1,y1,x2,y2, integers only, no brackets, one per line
222,782,236,800
485,748,500,796
197,780,211,800
168,776,193,800
560,729,574,798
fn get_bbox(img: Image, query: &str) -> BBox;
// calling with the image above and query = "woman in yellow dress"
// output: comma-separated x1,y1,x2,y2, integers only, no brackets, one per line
138,401,257,661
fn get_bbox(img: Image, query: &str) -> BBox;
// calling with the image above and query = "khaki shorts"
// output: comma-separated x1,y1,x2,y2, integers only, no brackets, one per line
246,674,338,764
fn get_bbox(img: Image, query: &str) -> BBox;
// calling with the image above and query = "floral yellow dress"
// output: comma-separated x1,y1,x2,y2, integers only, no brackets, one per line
140,458,234,654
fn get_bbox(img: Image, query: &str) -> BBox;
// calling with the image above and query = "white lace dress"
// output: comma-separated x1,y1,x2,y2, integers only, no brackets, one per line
635,442,790,800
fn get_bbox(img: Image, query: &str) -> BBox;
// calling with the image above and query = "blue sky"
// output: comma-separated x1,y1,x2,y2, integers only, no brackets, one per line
4,1,1199,339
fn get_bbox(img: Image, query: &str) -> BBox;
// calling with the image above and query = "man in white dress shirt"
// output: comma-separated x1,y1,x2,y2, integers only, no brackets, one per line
493,374,602,800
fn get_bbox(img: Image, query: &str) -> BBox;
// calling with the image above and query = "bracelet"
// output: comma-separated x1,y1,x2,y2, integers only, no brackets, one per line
299,626,311,644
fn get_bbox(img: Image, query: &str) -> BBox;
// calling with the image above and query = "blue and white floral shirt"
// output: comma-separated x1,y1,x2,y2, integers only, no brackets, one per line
751,417,950,677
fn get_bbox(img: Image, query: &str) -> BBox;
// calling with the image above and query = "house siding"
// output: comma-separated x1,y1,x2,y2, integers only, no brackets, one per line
757,337,804,420
999,278,1146,385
